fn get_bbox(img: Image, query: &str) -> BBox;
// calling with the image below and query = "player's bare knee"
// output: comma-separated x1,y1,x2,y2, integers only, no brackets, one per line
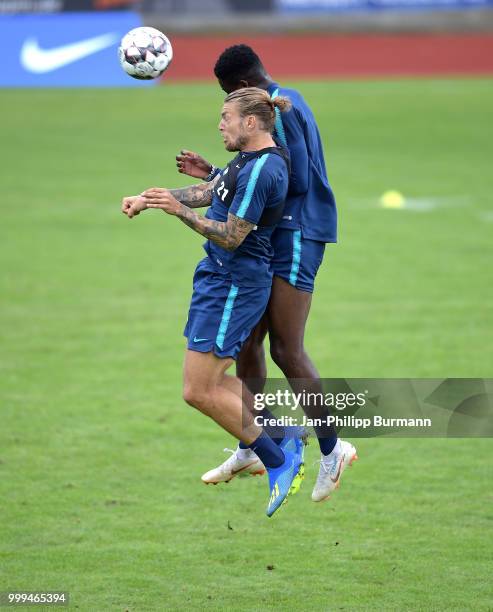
270,338,304,371
182,383,211,412
182,384,197,407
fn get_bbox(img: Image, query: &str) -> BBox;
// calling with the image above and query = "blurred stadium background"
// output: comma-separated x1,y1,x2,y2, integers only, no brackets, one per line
1,0,492,610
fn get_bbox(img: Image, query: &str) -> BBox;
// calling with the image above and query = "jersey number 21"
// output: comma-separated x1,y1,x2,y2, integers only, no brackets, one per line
216,181,229,202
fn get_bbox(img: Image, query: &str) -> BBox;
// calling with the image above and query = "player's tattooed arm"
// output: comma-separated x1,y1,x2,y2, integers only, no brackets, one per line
168,175,219,208
140,187,254,250
177,210,254,251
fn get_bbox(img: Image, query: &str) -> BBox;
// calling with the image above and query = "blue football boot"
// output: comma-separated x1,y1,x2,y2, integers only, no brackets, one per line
266,448,305,517
280,426,308,467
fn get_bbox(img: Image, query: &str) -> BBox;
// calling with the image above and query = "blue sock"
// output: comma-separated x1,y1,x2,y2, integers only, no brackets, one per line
239,409,286,449
319,435,338,456
247,431,284,468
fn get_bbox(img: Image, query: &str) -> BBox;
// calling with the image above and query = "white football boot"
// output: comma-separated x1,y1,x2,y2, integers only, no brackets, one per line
311,439,358,502
201,448,266,485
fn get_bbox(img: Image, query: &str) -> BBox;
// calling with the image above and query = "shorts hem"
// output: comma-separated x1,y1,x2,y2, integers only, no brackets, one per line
273,272,314,294
300,226,337,243
185,340,238,360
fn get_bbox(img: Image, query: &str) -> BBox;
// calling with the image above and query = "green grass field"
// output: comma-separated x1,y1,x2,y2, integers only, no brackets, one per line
1,79,492,611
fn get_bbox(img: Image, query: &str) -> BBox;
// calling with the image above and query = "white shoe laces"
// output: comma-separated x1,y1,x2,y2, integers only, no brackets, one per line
220,448,254,474
221,448,239,467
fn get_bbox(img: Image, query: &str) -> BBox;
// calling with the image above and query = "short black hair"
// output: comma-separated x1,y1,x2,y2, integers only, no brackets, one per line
214,44,264,83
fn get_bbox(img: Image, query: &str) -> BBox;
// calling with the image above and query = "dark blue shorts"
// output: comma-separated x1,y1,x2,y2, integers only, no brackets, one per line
184,259,271,360
271,228,326,293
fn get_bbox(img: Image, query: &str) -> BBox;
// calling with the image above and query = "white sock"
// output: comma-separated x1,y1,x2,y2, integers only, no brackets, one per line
236,446,255,461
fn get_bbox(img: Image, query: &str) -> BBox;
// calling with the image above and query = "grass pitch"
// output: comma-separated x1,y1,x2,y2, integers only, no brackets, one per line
1,79,492,610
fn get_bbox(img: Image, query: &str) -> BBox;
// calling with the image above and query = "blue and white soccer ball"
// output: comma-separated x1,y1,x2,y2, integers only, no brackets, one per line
119,27,173,80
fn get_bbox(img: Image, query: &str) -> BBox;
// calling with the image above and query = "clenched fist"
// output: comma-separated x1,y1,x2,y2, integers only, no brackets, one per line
121,195,147,219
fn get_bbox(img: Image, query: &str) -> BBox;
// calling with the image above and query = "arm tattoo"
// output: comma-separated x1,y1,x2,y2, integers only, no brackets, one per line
169,175,219,208
175,207,254,251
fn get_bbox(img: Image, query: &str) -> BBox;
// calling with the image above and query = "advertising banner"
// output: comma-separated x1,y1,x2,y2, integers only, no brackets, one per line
1,12,151,87
278,0,493,10
0,0,137,14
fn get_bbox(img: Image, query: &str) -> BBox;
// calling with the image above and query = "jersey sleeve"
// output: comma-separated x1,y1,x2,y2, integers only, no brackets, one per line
206,166,222,182
276,105,309,196
229,154,274,225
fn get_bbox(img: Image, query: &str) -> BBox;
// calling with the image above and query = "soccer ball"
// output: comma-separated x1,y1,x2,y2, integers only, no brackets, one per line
119,27,173,80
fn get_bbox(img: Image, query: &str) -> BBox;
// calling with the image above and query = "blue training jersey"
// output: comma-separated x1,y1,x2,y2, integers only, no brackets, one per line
202,148,289,287
267,81,337,243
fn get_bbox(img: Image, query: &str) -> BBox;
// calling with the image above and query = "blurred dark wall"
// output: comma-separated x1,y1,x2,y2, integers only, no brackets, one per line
226,0,274,11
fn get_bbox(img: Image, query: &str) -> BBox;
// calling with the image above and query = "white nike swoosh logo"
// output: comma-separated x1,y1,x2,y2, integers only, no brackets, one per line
20,33,119,74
